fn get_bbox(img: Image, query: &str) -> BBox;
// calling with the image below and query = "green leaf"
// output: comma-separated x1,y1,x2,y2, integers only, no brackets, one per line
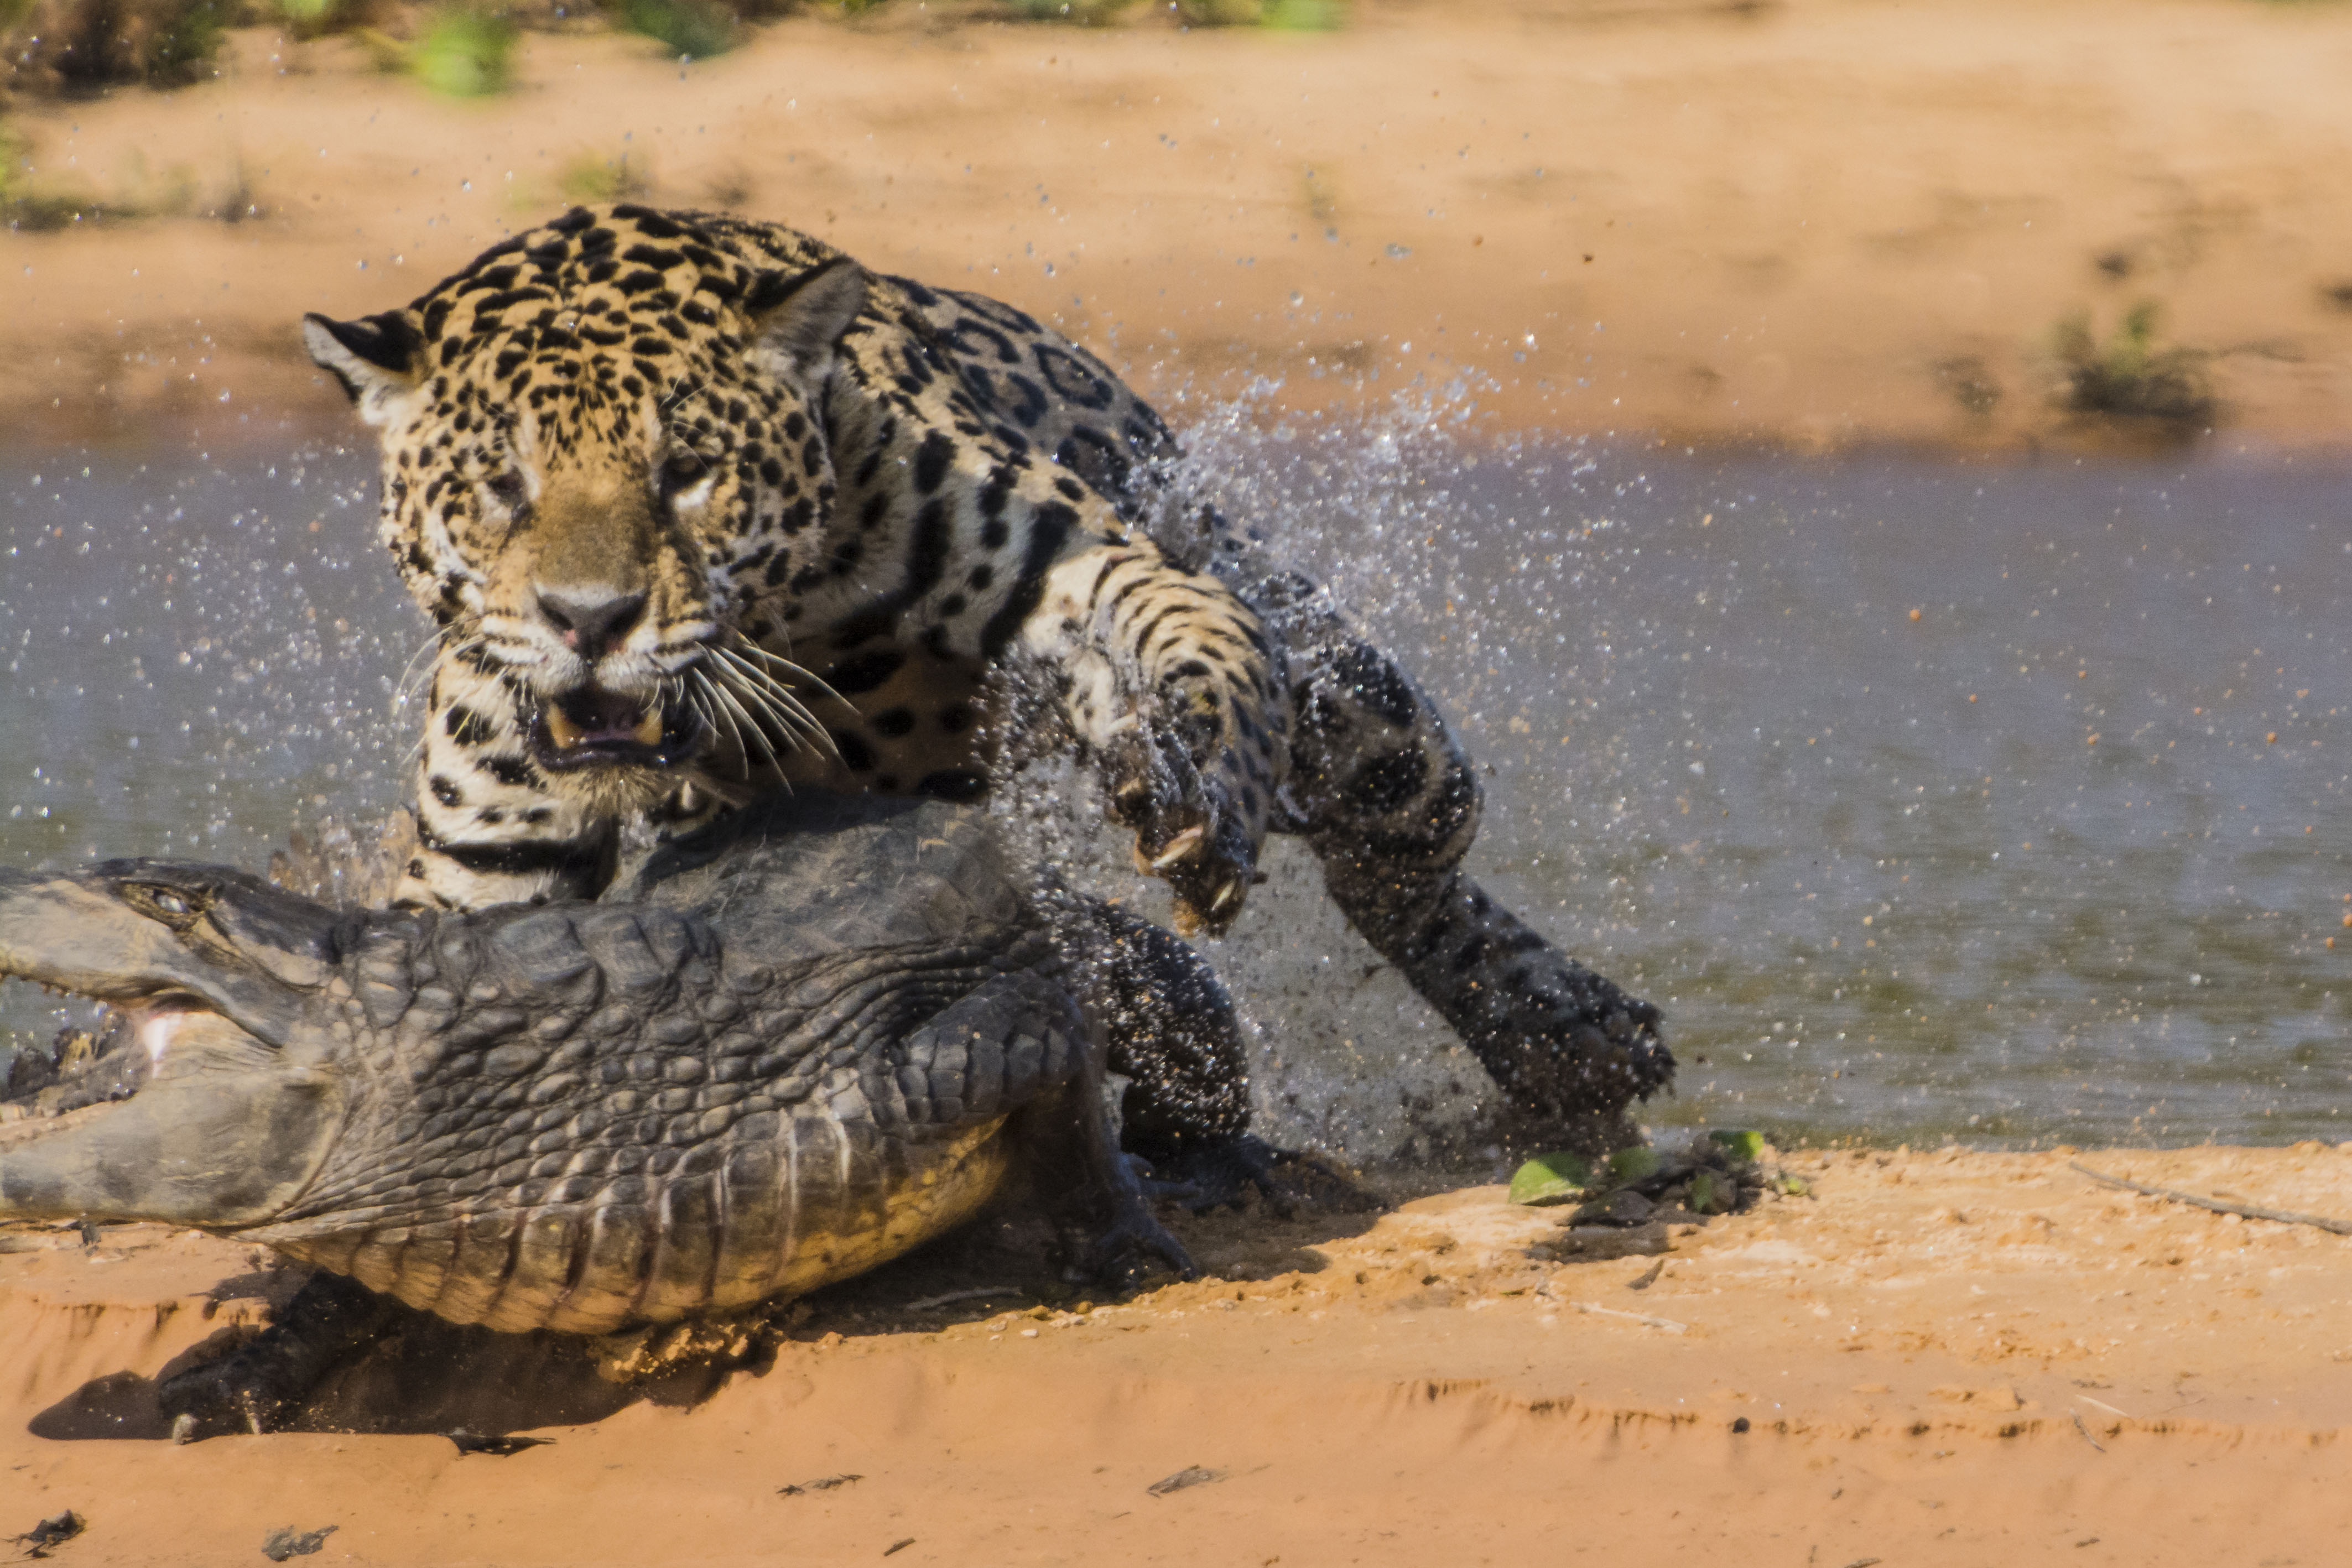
1779,1174,1810,1197
1708,1129,1765,1164
1605,1146,1663,1185
1687,1170,1720,1214
1508,1152,1592,1206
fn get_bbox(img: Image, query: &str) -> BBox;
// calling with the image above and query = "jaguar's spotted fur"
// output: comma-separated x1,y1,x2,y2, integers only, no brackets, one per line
305,204,1670,1124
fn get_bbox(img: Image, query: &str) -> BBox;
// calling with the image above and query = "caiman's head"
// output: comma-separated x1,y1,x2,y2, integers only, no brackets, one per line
302,204,866,794
0,861,345,1229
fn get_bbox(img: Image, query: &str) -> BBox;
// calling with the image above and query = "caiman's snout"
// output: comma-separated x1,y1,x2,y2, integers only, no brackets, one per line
0,862,344,1231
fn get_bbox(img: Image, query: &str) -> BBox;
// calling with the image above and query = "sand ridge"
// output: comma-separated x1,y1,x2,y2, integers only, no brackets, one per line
6,1142,2351,1564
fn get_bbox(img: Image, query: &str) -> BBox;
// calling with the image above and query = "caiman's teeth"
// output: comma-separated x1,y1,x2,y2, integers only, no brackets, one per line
632,706,663,746
545,706,585,749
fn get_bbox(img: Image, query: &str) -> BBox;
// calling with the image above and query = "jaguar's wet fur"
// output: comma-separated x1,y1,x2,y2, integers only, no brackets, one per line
305,203,1670,1124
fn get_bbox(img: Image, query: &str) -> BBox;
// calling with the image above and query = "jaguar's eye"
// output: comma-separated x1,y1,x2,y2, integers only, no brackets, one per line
485,471,530,512
657,451,710,499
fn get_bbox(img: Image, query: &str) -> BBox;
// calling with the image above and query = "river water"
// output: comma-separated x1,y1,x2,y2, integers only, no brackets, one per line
3,426,2346,1157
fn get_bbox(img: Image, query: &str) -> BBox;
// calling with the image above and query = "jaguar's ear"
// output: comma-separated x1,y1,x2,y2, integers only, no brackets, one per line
301,309,425,425
747,257,868,383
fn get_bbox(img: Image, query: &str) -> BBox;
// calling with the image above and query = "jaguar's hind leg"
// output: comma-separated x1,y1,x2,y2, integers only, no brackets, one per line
1247,572,1673,1131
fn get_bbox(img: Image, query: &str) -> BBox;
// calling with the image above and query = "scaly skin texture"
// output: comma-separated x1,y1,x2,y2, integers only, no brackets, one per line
0,792,1194,1338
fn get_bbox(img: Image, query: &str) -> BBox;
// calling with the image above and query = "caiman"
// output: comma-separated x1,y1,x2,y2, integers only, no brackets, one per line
0,790,1261,1431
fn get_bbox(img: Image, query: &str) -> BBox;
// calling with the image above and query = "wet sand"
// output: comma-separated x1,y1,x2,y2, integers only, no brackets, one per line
7,0,2352,451
6,1143,2350,1564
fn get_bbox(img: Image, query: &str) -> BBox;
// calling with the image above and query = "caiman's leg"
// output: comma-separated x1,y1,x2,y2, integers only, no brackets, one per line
1245,571,1674,1130
158,1271,399,1441
1012,915,1197,1285
1083,900,1248,1156
1081,899,1377,1213
1084,899,1286,1212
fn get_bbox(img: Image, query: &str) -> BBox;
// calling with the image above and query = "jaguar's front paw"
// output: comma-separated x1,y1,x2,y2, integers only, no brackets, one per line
1101,731,1257,936
1496,987,1674,1124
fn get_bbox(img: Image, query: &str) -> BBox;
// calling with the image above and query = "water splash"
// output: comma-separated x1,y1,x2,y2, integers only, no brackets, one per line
4,426,2349,1156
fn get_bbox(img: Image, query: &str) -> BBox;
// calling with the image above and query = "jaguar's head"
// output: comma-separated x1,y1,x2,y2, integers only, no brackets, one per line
304,206,865,781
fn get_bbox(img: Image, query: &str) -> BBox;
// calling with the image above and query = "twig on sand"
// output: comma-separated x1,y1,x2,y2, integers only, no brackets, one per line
2069,1411,2106,1452
2069,1163,2352,1237
903,1285,1026,1311
1569,1301,1688,1334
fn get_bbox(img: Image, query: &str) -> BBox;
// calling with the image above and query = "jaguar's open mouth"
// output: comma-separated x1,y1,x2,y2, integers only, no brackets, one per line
524,687,705,773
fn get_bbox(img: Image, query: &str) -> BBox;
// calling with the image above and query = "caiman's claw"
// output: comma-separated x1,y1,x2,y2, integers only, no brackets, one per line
1079,1210,1199,1289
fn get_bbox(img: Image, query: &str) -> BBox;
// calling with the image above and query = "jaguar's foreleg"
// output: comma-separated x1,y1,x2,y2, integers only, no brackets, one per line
1248,572,1674,1127
1019,541,1288,937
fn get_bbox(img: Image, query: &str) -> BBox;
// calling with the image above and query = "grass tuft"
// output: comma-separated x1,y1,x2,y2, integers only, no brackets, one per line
413,4,517,97
2049,301,2215,429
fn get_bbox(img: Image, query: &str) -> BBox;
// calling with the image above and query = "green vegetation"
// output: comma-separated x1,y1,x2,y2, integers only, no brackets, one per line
0,0,1356,113
612,0,738,59
270,0,351,39
0,0,230,91
143,0,230,85
1510,1133,1775,1218
2049,301,2216,429
1007,0,1135,22
1708,1128,1766,1163
557,148,653,202
1,124,106,232
1178,0,1344,26
1506,1152,1592,1206
413,4,517,96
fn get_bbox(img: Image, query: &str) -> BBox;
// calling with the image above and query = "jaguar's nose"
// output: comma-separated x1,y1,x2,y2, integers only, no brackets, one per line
536,586,648,662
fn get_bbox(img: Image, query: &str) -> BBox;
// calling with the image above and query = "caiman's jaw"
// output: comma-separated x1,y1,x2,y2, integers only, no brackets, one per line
0,863,345,1230
523,684,706,773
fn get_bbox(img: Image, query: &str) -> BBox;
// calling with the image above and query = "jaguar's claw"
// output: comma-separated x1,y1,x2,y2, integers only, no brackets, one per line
1149,824,1208,868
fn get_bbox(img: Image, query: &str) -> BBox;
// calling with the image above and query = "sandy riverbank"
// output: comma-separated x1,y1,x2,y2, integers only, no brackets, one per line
6,0,2352,453
6,1142,2350,1564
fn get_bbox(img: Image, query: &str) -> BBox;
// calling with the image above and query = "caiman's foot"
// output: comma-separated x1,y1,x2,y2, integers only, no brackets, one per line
1139,1134,1384,1218
159,1272,397,1441
1068,1154,1199,1290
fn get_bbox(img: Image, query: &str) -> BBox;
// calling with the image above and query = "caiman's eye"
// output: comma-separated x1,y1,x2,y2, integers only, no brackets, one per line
657,450,711,501
122,882,209,930
484,471,530,513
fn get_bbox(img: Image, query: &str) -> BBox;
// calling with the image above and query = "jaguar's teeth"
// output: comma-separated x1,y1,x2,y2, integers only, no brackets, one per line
632,706,663,746
1149,825,1207,869
545,706,585,749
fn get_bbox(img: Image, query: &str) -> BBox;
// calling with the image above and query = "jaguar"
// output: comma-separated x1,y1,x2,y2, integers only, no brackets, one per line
302,202,1670,1128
